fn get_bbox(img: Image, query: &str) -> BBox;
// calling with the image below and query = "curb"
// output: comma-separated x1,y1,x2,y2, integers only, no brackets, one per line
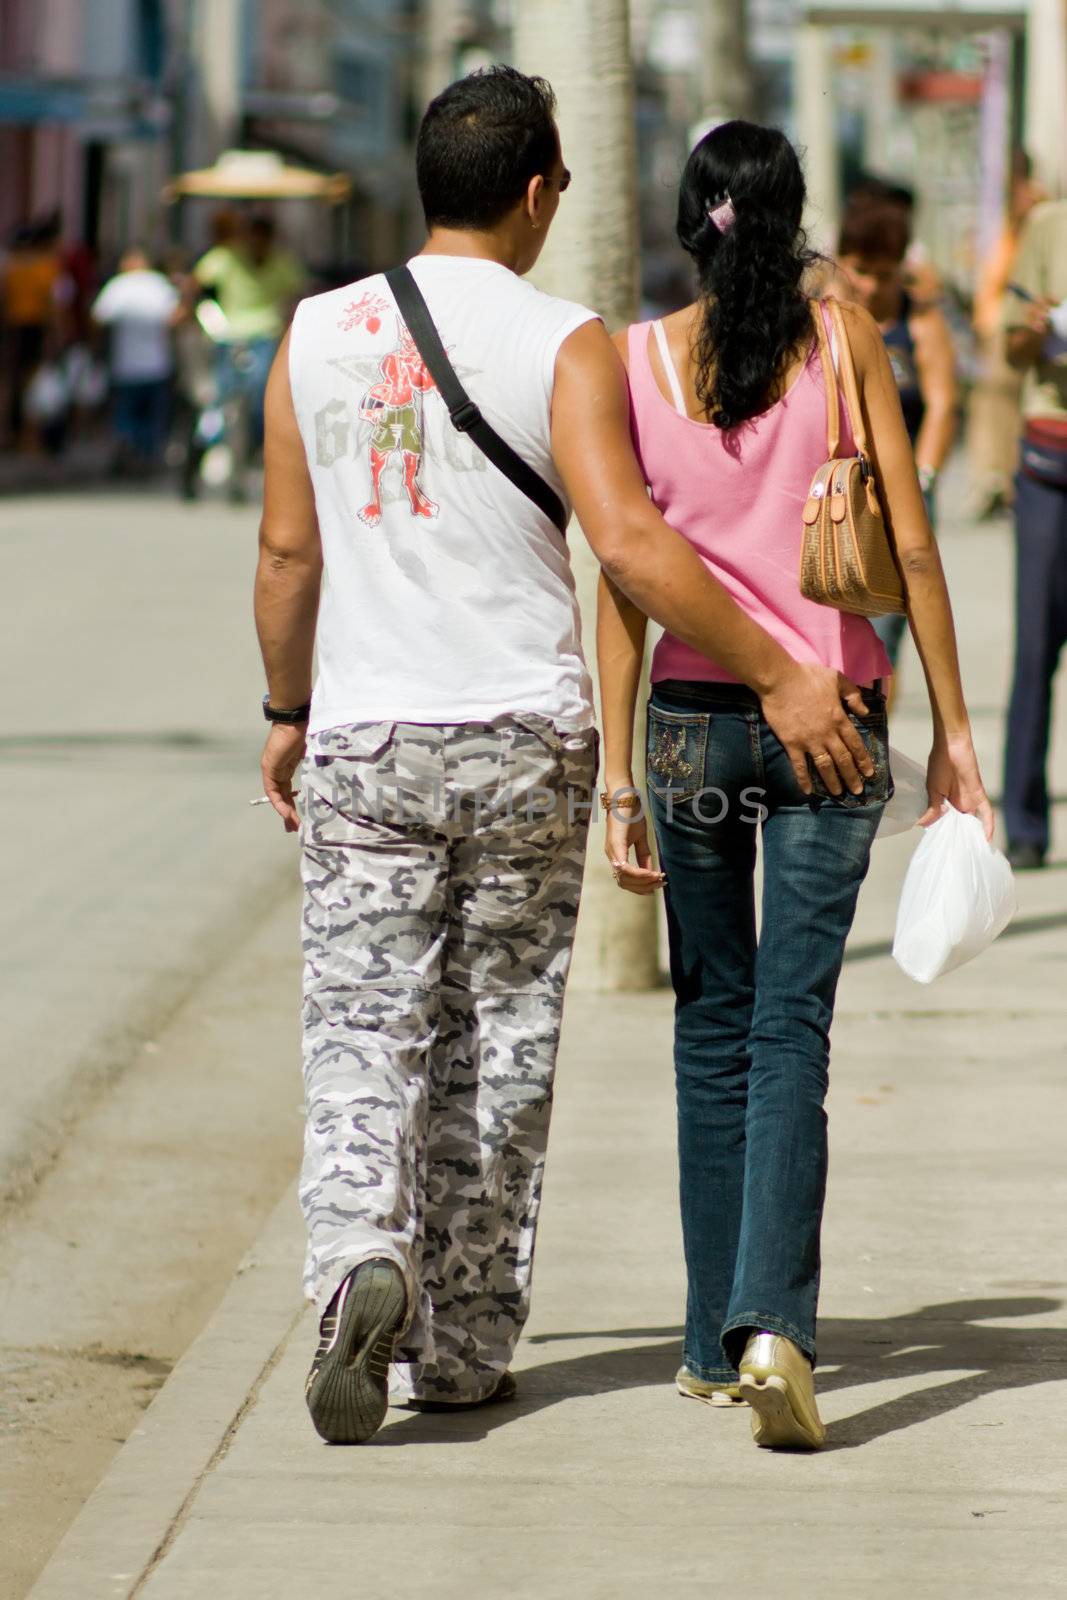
27,1184,309,1600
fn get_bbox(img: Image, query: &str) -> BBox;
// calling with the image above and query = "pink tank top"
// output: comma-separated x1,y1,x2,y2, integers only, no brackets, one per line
628,312,892,688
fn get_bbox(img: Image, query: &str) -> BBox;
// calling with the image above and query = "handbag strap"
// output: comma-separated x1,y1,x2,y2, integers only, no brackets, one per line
808,298,840,459
824,296,871,463
384,265,568,537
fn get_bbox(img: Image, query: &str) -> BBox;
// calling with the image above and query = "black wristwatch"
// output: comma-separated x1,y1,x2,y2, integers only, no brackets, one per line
262,694,311,725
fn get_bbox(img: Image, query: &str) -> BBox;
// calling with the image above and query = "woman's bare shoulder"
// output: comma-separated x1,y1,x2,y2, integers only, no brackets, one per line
832,298,886,371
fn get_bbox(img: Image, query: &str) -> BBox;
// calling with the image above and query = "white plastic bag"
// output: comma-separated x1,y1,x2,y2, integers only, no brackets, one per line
23,362,70,423
876,747,929,839
893,806,1016,984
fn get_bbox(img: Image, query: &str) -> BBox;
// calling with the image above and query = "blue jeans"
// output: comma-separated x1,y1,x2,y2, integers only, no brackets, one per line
646,680,891,1379
112,378,171,462
214,337,277,447
1003,468,1067,852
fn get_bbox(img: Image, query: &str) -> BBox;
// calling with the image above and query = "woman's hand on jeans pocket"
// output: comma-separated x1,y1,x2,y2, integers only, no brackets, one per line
605,807,666,895
921,736,995,841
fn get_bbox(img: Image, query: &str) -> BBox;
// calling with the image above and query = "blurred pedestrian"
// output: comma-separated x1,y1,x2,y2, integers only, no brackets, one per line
1,218,65,448
845,176,942,306
1001,197,1067,868
191,213,305,500
836,200,958,671
599,120,990,1450
91,245,180,472
967,151,1046,518
22,329,72,457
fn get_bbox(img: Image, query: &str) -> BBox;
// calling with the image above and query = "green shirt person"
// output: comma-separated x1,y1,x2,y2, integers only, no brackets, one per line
193,216,305,344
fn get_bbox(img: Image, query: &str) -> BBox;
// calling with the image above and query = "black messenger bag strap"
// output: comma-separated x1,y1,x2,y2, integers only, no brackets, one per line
384,265,568,537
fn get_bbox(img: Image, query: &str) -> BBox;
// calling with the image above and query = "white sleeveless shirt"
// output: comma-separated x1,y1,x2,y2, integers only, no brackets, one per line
287,255,599,739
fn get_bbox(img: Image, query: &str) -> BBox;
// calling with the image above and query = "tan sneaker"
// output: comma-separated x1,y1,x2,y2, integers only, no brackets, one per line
738,1332,826,1449
675,1365,745,1407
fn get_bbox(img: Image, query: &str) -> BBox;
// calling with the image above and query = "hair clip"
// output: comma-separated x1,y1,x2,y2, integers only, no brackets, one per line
707,193,736,233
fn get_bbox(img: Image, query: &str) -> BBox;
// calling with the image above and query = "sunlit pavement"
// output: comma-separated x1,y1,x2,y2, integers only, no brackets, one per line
18,470,1067,1600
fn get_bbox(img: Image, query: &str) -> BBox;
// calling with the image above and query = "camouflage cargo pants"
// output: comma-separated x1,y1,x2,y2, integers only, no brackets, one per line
299,715,596,1402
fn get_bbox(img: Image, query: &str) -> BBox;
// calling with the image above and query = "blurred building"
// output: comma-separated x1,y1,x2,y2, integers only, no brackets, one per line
624,0,1067,308
794,0,1066,298
0,0,171,250
0,0,431,275
237,0,422,271
422,0,509,99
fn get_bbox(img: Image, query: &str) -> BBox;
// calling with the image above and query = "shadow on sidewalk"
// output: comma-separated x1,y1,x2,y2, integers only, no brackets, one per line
375,1294,1065,1453
845,906,1067,966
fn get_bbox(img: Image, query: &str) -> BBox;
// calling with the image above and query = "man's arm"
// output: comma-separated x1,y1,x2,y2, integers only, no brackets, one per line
551,320,873,796
1006,300,1052,371
254,329,323,830
1004,211,1051,371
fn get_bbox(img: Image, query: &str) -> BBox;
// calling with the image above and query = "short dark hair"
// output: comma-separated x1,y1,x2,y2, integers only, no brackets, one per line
837,202,910,264
847,174,915,214
416,65,558,231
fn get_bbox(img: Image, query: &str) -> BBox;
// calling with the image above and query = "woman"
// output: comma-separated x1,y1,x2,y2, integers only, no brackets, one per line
835,199,958,670
597,122,992,1450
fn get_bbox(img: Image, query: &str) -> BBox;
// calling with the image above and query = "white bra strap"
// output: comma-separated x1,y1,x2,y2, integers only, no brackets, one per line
651,319,688,418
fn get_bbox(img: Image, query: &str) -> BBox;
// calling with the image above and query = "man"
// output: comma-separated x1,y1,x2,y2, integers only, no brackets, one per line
193,213,305,499
1002,198,1067,869
91,245,179,470
256,66,875,1445
835,199,958,678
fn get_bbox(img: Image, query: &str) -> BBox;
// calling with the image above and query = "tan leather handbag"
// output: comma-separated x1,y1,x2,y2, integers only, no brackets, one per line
800,298,905,618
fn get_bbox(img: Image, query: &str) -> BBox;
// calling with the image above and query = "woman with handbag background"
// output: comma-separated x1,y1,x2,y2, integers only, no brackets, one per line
597,121,993,1451
834,196,959,674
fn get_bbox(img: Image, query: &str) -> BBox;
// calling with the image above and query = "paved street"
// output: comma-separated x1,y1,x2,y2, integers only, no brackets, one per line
17,483,1067,1599
0,485,304,1593
0,485,293,1203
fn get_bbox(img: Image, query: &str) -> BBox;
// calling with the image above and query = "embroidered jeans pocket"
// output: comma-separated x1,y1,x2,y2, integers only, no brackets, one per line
807,711,892,809
646,707,708,804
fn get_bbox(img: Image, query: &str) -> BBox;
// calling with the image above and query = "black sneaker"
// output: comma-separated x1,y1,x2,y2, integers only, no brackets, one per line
406,1371,517,1413
1006,842,1045,871
305,1258,406,1444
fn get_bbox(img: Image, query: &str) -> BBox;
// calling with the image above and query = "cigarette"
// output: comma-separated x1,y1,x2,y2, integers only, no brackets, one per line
249,796,272,806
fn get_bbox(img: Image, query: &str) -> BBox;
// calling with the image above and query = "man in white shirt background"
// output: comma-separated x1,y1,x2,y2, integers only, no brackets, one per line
91,246,179,471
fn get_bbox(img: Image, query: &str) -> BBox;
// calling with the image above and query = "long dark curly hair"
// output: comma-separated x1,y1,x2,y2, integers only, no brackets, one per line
677,121,818,431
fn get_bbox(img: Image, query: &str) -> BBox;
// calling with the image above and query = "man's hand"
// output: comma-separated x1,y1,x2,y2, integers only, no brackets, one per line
759,663,874,796
1006,299,1052,370
261,724,306,832
1022,296,1054,336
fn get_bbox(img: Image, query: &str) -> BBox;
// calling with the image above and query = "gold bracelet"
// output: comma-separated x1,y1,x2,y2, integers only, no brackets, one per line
600,789,642,813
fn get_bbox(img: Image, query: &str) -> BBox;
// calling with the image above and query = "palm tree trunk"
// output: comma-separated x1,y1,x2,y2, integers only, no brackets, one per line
695,0,756,130
514,0,661,991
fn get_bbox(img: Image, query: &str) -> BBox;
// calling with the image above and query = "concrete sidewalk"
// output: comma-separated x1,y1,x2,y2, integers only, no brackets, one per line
27,509,1067,1599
